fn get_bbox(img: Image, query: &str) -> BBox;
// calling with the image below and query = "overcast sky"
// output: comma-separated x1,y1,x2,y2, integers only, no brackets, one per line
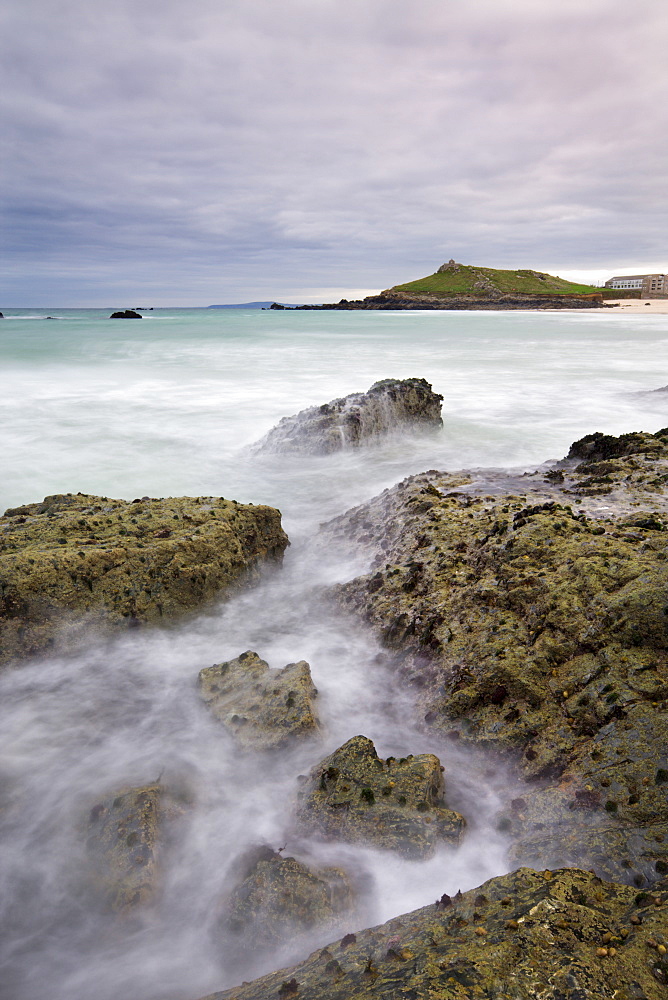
2,0,668,305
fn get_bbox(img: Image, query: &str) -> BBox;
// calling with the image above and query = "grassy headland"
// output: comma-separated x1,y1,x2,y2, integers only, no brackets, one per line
391,263,600,298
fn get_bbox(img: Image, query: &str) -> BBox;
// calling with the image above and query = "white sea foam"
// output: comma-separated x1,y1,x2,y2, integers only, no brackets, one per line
0,306,667,998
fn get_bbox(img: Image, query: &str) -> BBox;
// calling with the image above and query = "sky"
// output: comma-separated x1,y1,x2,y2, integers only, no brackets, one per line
2,0,668,306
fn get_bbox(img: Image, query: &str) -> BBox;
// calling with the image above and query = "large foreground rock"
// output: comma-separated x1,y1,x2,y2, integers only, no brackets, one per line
252,378,443,454
296,735,465,859
198,651,320,750
323,430,668,883
0,493,288,664
199,868,668,999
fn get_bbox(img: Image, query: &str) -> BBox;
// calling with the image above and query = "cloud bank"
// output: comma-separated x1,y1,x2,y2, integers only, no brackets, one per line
2,0,667,304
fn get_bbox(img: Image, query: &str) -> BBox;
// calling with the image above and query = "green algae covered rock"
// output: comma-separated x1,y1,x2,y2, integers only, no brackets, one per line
84,782,183,912
222,846,354,961
296,735,465,859
198,651,320,751
323,430,668,883
198,868,668,1000
0,492,288,664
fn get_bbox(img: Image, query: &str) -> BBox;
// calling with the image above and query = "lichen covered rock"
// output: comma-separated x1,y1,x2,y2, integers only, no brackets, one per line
323,430,668,882
198,868,668,1000
252,378,443,454
198,651,319,750
0,493,288,664
296,735,465,859
85,783,165,912
223,846,354,958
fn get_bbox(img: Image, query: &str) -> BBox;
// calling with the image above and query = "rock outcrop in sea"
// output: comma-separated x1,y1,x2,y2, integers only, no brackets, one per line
0,492,288,664
296,735,465,859
198,650,320,750
252,378,443,454
85,782,177,912
220,846,355,968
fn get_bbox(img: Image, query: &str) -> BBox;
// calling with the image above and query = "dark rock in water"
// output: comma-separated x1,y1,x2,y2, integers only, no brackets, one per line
110,309,142,319
198,651,320,750
0,312,4,318
296,735,465,858
320,429,668,883
568,430,665,463
84,782,186,912
252,378,443,454
0,493,288,665
221,846,354,963
196,867,668,1000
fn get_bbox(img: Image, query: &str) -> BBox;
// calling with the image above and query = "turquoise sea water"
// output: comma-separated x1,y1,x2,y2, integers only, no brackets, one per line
3,306,668,530
1,306,667,1000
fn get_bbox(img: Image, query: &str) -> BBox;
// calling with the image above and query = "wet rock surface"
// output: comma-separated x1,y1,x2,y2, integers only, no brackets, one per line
221,846,354,966
252,378,443,454
322,429,668,882
85,782,175,912
0,492,288,664
198,651,320,750
296,735,465,858
199,868,668,1000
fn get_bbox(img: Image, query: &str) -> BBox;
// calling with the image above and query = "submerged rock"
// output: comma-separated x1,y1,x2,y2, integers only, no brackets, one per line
222,846,354,960
198,867,668,1000
296,735,465,859
322,430,668,882
0,493,288,664
252,378,443,454
85,783,166,912
198,651,319,750
109,309,142,318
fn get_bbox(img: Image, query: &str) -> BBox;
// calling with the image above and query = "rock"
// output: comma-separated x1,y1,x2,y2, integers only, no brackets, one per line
295,291,604,310
568,430,665,463
109,309,142,318
85,783,167,911
196,868,668,1000
321,430,668,882
252,379,443,454
0,493,288,665
198,651,319,750
296,735,465,859
222,846,354,960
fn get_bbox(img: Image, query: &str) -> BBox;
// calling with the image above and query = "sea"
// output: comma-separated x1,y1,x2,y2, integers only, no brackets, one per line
1,305,667,1000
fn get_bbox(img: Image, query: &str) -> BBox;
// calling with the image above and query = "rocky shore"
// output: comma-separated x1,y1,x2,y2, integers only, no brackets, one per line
199,426,668,998
200,868,668,999
4,410,668,998
0,492,288,664
324,430,668,886
273,290,605,311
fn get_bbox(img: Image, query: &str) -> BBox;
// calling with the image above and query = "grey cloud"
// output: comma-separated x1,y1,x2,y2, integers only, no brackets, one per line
2,0,667,303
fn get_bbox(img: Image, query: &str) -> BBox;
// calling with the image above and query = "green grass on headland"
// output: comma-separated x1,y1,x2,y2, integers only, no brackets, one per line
391,264,601,297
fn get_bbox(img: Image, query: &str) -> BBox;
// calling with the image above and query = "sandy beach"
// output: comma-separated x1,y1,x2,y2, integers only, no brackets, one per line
605,298,668,313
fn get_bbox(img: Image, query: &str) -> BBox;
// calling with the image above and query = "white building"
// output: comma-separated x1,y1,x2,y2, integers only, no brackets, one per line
605,273,668,294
